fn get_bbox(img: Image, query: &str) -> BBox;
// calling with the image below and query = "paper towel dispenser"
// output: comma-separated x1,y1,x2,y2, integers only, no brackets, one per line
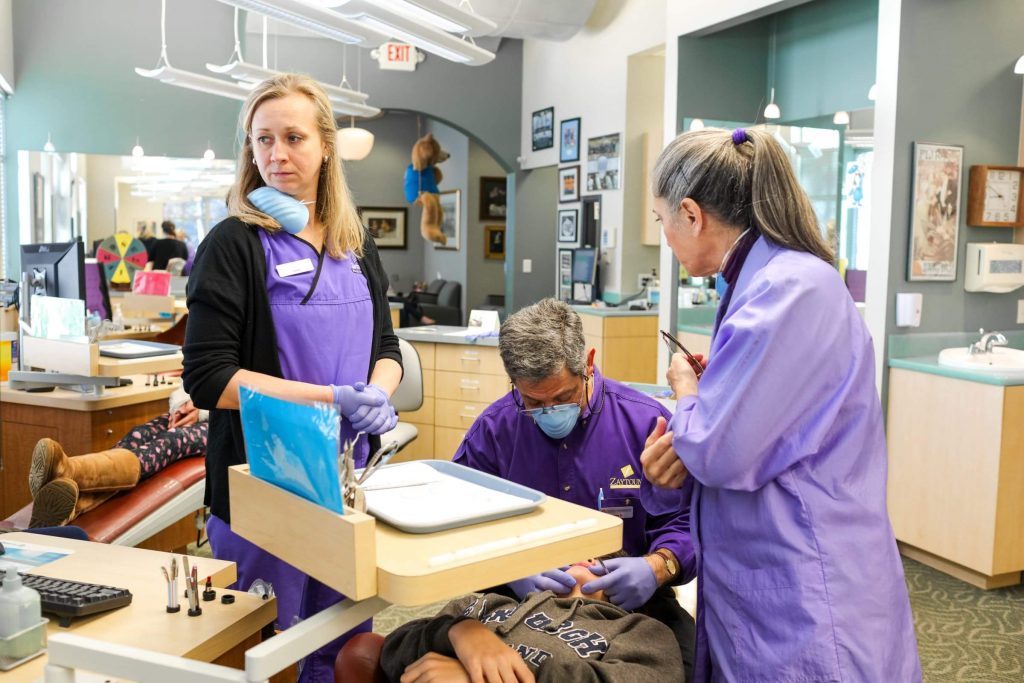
964,243,1024,293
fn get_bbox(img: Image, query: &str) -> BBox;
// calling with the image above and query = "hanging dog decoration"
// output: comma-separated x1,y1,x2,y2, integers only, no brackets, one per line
403,133,450,245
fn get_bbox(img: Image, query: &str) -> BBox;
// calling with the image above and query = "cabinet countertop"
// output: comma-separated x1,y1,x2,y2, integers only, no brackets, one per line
0,374,179,410
396,326,499,346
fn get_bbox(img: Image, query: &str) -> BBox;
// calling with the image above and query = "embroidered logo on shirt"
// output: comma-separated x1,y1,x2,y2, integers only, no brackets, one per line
620,464,634,478
351,263,362,274
609,477,641,489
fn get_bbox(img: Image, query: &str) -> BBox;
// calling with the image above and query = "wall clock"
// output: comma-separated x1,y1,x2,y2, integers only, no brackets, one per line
966,165,1024,227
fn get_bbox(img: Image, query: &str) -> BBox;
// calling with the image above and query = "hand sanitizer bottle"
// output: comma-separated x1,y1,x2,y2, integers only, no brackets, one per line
0,565,41,638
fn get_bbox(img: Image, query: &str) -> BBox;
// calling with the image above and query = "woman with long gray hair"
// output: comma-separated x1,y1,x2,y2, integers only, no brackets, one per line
640,127,921,682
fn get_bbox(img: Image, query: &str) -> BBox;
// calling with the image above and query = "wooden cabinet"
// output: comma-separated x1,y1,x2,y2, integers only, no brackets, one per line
400,341,505,461
887,369,1024,589
0,396,170,518
579,313,658,383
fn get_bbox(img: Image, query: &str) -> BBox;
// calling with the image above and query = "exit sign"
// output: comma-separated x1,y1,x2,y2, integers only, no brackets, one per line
374,43,421,71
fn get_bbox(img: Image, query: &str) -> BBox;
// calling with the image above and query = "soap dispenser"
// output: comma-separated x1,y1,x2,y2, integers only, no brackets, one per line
0,566,41,638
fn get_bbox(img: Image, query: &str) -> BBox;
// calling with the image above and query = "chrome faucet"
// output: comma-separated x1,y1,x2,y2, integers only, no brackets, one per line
968,329,1008,355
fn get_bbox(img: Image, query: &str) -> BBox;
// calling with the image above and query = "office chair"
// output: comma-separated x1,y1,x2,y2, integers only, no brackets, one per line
379,338,422,452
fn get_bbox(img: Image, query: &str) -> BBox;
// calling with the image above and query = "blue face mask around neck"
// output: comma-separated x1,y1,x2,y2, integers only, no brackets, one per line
531,403,581,440
247,186,309,235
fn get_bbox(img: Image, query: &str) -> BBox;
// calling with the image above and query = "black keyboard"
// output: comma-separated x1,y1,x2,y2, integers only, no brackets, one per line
0,573,133,627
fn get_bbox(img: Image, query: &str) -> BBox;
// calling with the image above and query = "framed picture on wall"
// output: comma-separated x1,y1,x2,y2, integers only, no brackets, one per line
558,166,580,203
907,141,963,281
587,133,621,191
437,189,461,250
359,206,407,249
479,176,507,220
560,117,581,162
557,208,578,243
484,225,505,260
558,248,573,301
532,107,554,151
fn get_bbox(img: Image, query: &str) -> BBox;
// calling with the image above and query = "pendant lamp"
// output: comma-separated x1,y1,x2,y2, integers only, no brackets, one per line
763,17,781,121
832,110,850,125
1014,55,1024,74
689,118,705,131
132,137,145,158
43,133,56,153
338,117,374,160
763,89,781,120
867,83,878,101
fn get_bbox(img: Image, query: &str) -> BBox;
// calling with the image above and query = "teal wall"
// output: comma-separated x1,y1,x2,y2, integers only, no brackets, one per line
884,0,1024,337
3,0,523,278
676,0,876,130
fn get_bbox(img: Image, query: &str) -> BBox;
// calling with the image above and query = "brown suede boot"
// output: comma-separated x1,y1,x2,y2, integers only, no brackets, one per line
29,438,141,496
29,479,117,528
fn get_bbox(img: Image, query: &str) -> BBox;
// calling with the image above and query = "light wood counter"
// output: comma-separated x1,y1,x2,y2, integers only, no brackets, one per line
0,532,276,682
575,308,658,384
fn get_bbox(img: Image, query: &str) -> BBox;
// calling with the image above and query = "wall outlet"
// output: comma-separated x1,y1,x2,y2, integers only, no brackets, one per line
1018,299,1024,324
522,259,532,274
638,274,656,290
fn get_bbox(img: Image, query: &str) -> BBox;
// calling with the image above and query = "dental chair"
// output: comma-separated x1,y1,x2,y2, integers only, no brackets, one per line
379,338,423,453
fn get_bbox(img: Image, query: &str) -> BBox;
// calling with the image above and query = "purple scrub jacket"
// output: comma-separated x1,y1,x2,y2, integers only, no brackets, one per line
659,237,921,682
453,368,696,579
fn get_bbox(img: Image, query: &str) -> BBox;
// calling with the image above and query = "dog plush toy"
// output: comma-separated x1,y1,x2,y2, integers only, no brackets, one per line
403,133,450,245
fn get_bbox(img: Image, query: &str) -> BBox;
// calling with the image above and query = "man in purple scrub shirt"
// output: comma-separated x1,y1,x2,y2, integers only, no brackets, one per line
641,127,921,682
453,298,695,681
184,74,402,683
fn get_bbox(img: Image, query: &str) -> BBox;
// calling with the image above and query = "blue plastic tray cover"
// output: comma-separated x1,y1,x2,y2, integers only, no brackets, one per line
239,386,344,514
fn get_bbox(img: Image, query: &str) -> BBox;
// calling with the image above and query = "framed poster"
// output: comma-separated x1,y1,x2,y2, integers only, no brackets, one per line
558,166,580,203
560,117,581,162
484,224,505,260
587,133,621,191
532,107,554,151
558,248,573,301
360,206,407,249
437,189,461,250
557,208,578,243
479,176,507,220
908,142,963,281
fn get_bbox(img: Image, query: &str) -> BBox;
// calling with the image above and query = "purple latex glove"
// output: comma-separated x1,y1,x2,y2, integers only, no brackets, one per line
330,382,384,420
508,569,576,600
346,383,398,434
581,557,656,610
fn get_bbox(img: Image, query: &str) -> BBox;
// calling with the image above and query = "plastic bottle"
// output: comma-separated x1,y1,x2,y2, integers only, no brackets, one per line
0,566,42,638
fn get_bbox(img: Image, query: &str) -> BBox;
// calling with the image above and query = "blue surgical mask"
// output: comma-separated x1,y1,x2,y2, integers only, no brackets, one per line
715,275,729,301
530,403,581,440
248,186,309,235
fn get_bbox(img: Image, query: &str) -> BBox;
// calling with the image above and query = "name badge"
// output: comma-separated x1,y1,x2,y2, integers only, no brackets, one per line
601,505,634,519
276,258,314,278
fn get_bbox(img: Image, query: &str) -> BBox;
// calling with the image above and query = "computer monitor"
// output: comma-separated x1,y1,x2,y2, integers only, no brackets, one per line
572,248,597,283
21,239,86,301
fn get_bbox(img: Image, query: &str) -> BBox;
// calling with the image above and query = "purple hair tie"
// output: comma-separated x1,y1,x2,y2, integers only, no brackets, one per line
731,128,748,145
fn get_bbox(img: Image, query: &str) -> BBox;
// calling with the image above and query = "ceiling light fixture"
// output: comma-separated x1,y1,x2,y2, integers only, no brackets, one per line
132,137,145,158
213,0,495,65
1015,55,1024,74
204,142,216,161
689,118,705,131
867,83,878,101
317,0,496,35
763,17,781,121
135,0,252,100
43,132,56,153
336,48,374,160
832,110,850,126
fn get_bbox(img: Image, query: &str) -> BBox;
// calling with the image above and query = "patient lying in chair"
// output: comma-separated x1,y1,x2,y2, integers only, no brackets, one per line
379,559,682,682
27,386,208,528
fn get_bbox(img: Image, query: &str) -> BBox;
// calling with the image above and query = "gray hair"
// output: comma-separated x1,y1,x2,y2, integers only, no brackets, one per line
499,298,586,382
652,127,833,264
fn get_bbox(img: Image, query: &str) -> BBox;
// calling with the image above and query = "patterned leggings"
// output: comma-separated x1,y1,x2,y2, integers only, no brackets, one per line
115,415,208,480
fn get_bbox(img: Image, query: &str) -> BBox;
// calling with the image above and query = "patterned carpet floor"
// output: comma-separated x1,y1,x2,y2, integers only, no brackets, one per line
193,543,1023,681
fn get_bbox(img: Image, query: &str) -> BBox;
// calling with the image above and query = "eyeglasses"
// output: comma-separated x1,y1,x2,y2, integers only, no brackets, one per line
659,330,704,380
511,376,588,415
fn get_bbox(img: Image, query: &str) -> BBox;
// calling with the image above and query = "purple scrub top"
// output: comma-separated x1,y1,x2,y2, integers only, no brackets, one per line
657,236,921,682
454,368,695,579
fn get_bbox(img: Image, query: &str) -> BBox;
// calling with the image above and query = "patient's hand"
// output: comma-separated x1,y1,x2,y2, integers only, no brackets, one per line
169,401,199,429
401,653,470,683
449,619,535,683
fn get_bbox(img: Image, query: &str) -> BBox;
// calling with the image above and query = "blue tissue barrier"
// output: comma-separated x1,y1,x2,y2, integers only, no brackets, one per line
247,186,309,235
239,386,343,514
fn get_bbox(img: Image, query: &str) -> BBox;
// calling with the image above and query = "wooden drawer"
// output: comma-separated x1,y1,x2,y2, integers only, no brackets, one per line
401,397,434,424
434,426,467,461
422,368,435,398
410,341,435,370
435,398,490,430
90,399,170,450
391,423,434,463
580,313,604,339
435,344,504,376
604,315,658,338
434,371,507,403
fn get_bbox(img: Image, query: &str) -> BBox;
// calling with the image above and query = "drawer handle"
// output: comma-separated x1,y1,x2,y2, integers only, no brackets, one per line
105,429,114,436
459,355,481,363
459,380,480,391
458,413,477,422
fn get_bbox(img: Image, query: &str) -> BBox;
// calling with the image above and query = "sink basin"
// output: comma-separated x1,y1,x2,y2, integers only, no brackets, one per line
937,346,1024,379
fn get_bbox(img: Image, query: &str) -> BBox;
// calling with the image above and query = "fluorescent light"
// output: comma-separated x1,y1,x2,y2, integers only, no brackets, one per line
352,14,492,64
214,0,385,44
832,110,850,125
867,83,877,101
689,118,705,131
135,65,252,100
764,88,780,120
1015,55,1024,74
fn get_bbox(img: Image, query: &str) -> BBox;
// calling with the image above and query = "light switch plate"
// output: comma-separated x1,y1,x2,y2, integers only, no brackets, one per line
1017,299,1024,324
522,259,532,274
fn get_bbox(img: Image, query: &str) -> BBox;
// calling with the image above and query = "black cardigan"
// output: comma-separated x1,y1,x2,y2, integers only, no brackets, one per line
183,217,402,522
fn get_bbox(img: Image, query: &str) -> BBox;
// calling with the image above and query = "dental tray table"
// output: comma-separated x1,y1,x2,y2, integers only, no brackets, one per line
358,461,545,533
98,340,181,359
